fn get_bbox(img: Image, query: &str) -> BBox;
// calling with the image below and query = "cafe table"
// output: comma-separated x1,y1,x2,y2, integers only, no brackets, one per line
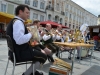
53,42,94,75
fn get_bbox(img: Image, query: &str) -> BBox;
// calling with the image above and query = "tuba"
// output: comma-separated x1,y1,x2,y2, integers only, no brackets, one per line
73,29,84,43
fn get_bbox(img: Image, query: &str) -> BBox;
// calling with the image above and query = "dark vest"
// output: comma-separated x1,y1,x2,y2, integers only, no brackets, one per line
6,18,33,62
42,29,53,45
55,39,61,42
43,37,53,45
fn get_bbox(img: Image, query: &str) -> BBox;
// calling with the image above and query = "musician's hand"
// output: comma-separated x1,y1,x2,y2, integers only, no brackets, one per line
55,31,58,35
41,50,46,54
27,27,31,32
41,32,45,36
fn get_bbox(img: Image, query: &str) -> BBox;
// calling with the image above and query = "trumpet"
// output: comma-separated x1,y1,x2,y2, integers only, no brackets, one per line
43,28,53,36
51,29,63,37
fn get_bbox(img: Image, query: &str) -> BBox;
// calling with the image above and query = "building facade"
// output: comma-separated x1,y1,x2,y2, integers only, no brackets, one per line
0,0,98,30
46,0,97,30
97,15,100,25
0,0,46,22
46,0,65,25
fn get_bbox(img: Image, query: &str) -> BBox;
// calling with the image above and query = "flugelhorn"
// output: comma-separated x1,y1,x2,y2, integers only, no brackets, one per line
50,29,62,37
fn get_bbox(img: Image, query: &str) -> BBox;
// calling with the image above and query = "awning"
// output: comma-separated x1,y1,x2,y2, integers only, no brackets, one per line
0,12,32,24
40,20,69,28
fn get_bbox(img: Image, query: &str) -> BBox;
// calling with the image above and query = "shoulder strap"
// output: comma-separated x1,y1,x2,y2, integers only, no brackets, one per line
12,18,24,25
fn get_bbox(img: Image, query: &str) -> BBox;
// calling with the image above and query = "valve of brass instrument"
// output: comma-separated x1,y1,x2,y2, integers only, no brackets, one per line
27,27,31,32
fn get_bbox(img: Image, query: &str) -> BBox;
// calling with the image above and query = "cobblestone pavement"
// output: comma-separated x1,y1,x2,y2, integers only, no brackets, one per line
0,38,100,75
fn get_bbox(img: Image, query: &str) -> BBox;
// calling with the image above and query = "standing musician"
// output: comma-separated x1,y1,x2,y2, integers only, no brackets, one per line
41,24,60,57
6,5,47,75
28,20,54,62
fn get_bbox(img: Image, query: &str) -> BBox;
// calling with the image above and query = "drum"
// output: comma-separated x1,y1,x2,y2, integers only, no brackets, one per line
81,49,88,57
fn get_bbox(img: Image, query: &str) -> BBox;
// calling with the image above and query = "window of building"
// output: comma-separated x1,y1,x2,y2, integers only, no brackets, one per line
73,15,75,20
55,16,59,23
73,25,74,29
70,6,72,11
56,3,59,11
74,7,75,12
66,4,68,8
33,0,38,7
69,24,71,28
79,26,80,29
65,23,67,26
40,2,45,9
7,4,14,14
66,12,68,17
25,0,30,5
1,4,6,12
60,18,62,24
48,14,51,20
76,9,77,14
33,13,38,21
40,15,44,21
69,14,71,18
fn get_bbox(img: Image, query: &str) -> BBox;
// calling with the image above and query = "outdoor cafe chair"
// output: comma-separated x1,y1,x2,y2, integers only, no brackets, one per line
4,35,35,75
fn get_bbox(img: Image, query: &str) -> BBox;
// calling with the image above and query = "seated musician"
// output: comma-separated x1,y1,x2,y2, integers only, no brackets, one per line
41,24,60,57
28,20,54,62
6,5,47,75
62,30,68,42
55,25,64,42
66,30,81,59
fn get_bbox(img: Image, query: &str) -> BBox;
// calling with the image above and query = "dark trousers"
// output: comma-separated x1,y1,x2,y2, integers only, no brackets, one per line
45,43,59,53
32,44,45,51
32,49,47,64
31,44,47,63
9,48,47,64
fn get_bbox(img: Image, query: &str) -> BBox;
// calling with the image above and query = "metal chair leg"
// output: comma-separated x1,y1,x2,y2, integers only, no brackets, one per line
26,62,27,71
12,53,16,75
4,59,9,75
33,64,35,75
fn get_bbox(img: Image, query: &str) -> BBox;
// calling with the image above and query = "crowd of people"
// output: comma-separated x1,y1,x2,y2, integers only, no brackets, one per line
6,4,100,75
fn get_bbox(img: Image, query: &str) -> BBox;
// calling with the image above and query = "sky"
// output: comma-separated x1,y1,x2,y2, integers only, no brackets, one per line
72,0,100,16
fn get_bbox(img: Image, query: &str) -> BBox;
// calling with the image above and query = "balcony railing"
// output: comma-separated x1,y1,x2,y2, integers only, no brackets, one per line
61,11,65,15
46,5,54,11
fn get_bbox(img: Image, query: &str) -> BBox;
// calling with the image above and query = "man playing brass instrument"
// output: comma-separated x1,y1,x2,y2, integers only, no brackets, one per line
6,5,47,75
55,25,64,42
30,20,55,62
42,24,60,57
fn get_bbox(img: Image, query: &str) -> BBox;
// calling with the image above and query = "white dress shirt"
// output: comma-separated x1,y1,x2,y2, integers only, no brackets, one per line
67,36,72,42
13,16,32,45
55,30,62,41
43,34,51,41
